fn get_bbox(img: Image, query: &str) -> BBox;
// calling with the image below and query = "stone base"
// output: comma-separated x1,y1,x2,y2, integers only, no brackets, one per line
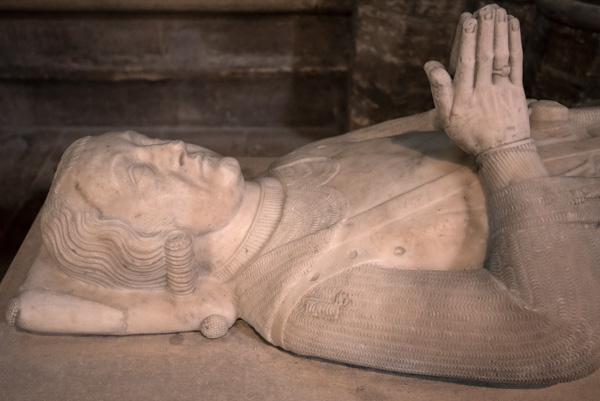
1,158,599,401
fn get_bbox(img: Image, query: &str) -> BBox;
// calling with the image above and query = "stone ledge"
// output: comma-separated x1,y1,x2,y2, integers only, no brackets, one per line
536,0,600,32
0,75,348,129
0,0,352,13
0,13,351,81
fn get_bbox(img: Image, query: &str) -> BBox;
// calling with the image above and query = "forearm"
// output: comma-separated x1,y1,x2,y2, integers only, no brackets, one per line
284,183,600,384
477,138,548,191
282,154,600,384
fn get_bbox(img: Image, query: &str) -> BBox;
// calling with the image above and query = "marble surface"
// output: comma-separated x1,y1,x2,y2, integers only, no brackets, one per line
1,158,599,401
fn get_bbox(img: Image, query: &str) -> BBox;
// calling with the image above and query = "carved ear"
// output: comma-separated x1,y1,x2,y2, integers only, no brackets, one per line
164,230,196,296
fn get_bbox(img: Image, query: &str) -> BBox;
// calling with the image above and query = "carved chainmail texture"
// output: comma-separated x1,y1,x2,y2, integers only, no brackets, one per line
233,157,349,342
282,176,600,384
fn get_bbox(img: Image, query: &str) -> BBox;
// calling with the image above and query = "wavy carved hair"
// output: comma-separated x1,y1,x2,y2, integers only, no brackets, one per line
41,136,172,291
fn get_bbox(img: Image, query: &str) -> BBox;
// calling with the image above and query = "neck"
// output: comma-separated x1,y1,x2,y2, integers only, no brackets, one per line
192,180,261,272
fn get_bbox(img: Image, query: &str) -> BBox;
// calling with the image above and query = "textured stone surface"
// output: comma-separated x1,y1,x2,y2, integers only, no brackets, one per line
0,12,350,131
349,0,469,129
0,75,347,130
0,13,350,81
535,0,600,32
0,130,61,280
348,0,598,129
525,12,600,107
0,0,353,12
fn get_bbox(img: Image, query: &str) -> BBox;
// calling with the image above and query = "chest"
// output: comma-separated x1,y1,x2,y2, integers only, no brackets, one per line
313,132,488,271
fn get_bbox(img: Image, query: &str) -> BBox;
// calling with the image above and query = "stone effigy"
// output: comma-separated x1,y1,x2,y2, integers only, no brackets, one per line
6,5,600,385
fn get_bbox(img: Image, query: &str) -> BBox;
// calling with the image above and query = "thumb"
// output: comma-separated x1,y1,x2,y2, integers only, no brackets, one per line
424,61,453,125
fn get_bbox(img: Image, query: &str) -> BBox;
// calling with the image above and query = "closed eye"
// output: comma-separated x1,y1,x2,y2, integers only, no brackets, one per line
129,164,152,188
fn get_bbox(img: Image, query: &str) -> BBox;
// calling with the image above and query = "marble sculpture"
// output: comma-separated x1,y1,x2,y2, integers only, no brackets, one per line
6,4,600,385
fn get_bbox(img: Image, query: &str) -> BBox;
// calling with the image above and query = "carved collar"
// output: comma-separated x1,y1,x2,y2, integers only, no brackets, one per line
214,177,284,282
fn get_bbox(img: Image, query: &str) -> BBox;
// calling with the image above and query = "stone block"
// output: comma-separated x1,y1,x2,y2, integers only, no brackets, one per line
525,13,600,106
0,13,351,81
0,73,348,130
349,0,469,129
0,0,353,13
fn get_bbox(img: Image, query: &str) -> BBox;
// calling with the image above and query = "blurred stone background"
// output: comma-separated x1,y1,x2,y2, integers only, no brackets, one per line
0,0,599,279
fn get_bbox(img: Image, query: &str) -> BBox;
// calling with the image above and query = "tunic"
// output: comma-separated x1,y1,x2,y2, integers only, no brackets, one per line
221,131,600,385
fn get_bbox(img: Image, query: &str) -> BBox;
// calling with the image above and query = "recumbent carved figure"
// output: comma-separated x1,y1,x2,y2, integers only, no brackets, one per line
7,5,600,385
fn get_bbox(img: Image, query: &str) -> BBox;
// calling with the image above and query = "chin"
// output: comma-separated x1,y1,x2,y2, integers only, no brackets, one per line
218,157,242,185
190,185,245,236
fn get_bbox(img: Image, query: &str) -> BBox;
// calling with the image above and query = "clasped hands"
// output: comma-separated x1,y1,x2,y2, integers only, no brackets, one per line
425,5,530,156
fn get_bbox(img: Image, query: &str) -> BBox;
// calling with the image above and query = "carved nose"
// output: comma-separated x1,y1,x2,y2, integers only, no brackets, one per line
167,140,187,153
162,140,188,166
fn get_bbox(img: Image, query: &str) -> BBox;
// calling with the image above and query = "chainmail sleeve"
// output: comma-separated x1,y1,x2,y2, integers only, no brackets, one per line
281,140,600,385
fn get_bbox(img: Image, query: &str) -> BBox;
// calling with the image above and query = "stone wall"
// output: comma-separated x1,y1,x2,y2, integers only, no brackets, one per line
0,11,352,154
349,0,600,129
1,1,598,137
0,0,352,13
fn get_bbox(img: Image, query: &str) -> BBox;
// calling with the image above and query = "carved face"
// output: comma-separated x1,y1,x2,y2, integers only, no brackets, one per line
57,131,245,235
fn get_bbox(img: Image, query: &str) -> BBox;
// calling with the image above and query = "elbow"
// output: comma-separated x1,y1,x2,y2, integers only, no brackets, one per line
524,320,599,385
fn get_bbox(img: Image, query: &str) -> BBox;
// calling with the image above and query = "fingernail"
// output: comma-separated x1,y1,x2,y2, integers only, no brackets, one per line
464,19,477,33
497,10,506,22
482,6,494,20
510,18,520,31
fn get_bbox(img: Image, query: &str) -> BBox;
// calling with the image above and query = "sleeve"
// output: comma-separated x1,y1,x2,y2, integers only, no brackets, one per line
281,140,600,385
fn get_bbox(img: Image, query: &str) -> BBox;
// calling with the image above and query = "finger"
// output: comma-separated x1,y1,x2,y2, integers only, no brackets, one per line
454,18,477,102
424,61,453,123
475,5,496,88
472,3,500,19
449,12,472,76
508,16,523,86
493,8,509,84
